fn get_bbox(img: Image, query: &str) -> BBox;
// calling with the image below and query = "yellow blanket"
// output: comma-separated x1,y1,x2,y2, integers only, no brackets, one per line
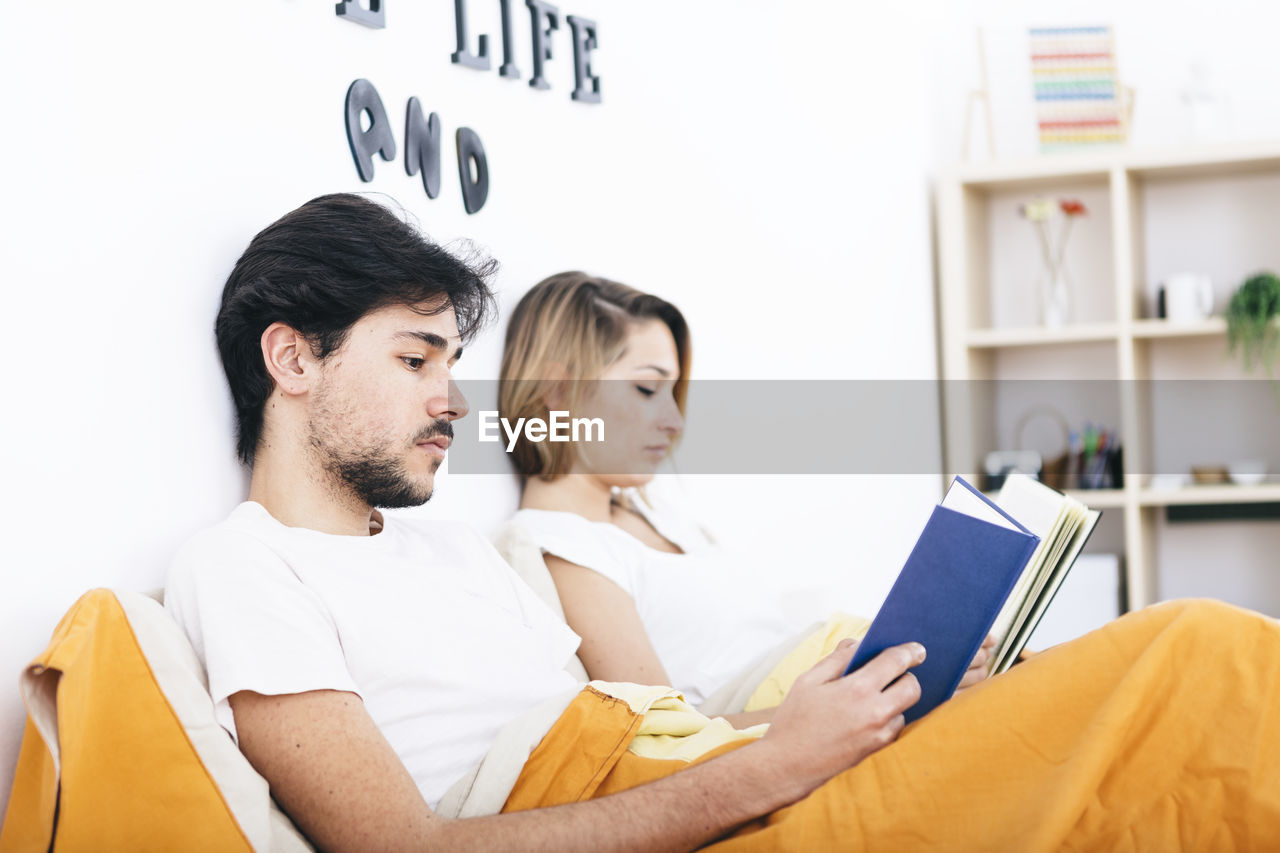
744,612,871,712
1,590,309,853
0,590,255,853
504,599,1280,849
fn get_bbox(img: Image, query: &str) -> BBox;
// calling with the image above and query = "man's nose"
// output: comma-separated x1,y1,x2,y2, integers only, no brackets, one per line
430,378,470,421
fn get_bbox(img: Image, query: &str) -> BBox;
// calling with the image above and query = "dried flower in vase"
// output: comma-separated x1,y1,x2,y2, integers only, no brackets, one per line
1019,197,1088,326
1019,198,1056,222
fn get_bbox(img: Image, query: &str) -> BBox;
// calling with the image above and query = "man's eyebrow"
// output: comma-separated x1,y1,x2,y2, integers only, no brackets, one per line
393,331,463,361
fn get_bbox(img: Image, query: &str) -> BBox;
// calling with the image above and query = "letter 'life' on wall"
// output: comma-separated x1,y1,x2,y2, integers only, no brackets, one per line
336,3,602,212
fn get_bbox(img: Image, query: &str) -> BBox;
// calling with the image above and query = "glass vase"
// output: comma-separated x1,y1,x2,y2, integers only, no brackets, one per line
1039,262,1072,328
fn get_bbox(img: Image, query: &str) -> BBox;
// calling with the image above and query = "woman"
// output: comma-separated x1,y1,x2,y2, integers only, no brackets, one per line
495,272,992,725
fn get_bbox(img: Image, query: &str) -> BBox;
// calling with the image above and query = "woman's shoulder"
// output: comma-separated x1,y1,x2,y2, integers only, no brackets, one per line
507,508,640,576
511,506,609,545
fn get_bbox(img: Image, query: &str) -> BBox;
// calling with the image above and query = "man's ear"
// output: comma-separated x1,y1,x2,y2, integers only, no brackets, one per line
260,322,317,397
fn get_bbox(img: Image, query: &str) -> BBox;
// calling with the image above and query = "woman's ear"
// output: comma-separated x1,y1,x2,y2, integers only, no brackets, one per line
542,361,570,409
260,322,315,396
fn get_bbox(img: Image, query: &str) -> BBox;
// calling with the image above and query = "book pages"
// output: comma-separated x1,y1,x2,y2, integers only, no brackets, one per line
997,509,1102,672
986,474,1095,672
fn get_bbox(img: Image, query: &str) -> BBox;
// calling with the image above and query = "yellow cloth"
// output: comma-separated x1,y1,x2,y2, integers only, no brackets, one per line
590,682,766,761
590,610,873,763
0,590,253,853
744,612,871,712
504,599,1280,849
501,686,755,813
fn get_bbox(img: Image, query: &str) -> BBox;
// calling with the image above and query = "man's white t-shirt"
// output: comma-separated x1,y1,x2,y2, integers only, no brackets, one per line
165,502,581,809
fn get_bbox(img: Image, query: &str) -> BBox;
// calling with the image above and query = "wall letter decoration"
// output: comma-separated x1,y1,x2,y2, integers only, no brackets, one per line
344,79,396,182
404,98,443,198
456,127,490,214
451,0,491,70
335,0,385,29
566,15,601,103
525,0,559,91
498,0,521,79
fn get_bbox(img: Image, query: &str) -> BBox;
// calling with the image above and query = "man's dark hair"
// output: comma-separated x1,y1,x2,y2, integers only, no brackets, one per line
215,193,497,465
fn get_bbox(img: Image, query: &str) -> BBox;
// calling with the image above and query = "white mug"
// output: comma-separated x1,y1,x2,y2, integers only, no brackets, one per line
1163,273,1214,322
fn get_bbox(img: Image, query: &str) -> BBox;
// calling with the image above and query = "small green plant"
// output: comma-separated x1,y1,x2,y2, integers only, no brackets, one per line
1226,272,1280,377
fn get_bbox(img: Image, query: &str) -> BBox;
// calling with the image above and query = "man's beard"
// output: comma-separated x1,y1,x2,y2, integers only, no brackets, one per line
310,417,454,510
323,444,435,509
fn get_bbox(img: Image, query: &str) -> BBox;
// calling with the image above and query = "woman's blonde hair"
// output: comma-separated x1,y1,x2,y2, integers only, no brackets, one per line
499,271,691,480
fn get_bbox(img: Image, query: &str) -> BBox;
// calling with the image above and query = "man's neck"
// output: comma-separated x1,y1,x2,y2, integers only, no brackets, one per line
248,443,378,536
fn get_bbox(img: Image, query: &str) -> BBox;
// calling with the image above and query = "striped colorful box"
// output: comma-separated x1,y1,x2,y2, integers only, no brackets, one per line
1029,26,1126,150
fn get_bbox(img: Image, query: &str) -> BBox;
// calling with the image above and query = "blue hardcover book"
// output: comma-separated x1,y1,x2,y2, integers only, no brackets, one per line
843,477,1040,724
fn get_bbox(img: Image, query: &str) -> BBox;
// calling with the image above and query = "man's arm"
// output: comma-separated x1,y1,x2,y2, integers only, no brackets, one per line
231,638,925,852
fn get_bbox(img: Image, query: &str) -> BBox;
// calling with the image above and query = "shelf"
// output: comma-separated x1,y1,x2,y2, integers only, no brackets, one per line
1132,317,1280,341
1066,488,1126,508
938,140,1280,612
1131,318,1227,339
947,140,1280,187
967,322,1119,349
967,318,1259,345
1125,141,1280,179
1050,486,1280,509
1138,483,1280,506
947,154,1114,190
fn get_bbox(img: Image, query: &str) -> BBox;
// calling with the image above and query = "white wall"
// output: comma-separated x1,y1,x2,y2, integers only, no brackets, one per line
929,0,1280,163
0,2,942,813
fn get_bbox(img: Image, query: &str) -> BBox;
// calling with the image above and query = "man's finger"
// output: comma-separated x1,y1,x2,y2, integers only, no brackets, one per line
803,637,862,685
881,671,922,716
850,642,926,691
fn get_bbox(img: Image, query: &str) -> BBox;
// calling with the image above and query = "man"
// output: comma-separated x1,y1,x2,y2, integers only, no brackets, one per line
166,193,926,851
168,193,1280,851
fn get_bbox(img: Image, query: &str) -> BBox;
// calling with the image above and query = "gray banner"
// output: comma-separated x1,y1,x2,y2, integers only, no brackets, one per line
445,379,1280,478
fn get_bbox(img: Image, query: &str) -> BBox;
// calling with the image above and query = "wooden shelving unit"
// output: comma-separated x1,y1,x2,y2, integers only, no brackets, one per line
1137,483,1280,506
936,141,1280,610
1129,318,1228,339
967,322,1120,348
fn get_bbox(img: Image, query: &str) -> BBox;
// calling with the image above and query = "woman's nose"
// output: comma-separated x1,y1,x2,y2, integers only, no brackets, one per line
657,400,684,435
